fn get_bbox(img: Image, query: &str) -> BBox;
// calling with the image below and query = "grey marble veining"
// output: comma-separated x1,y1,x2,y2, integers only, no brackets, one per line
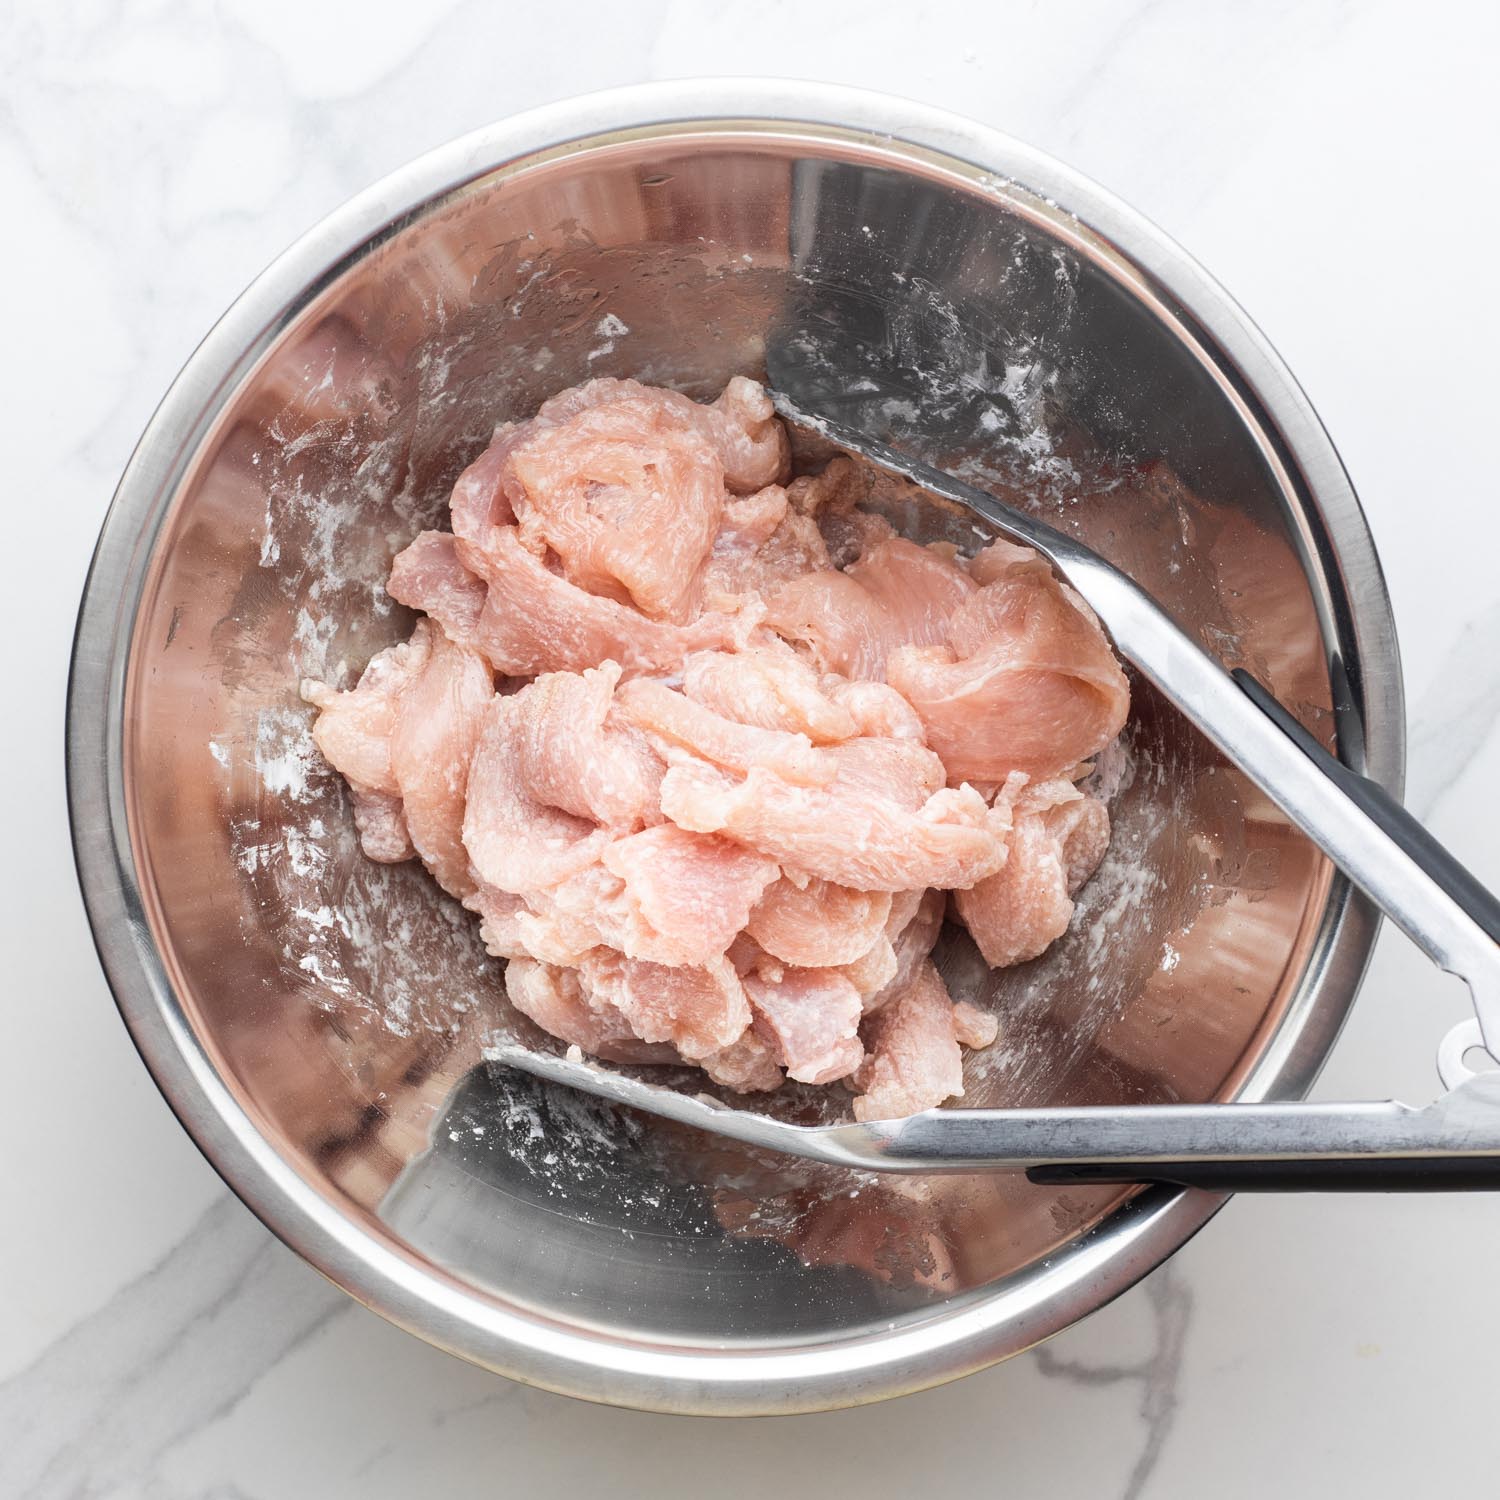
0,1198,346,1499
5,1,1500,1495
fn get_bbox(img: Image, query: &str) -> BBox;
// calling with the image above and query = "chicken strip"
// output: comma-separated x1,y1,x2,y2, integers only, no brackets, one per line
887,550,1129,783
954,776,1111,967
852,960,996,1121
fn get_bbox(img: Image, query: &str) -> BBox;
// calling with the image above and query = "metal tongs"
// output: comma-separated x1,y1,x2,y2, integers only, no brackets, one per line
491,400,1500,1192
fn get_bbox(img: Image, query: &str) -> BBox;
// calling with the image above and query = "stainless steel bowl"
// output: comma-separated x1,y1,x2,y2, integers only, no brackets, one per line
68,80,1402,1413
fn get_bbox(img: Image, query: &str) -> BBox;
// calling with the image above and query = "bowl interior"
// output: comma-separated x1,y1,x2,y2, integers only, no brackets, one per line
123,126,1347,1359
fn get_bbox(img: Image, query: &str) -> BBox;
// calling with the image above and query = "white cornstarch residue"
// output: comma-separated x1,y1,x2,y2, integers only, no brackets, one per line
235,817,328,879
291,903,337,930
252,706,325,801
586,312,630,363
292,603,341,672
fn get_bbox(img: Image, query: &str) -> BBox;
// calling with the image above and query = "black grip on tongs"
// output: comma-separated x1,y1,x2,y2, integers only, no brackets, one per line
1234,668,1500,945
1027,1155,1500,1192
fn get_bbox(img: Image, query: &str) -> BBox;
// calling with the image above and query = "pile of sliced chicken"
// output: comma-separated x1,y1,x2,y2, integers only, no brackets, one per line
302,377,1130,1118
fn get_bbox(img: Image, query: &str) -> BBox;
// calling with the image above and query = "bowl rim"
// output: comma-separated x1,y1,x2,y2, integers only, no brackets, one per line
67,77,1404,1414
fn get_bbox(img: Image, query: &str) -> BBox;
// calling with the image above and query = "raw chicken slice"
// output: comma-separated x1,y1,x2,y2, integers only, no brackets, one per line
743,967,865,1084
1057,789,1113,892
954,777,1111,967
601,825,779,966
302,625,432,797
616,677,835,788
887,561,1130,783
725,930,771,977
456,525,758,677
304,614,495,888
763,570,887,678
580,950,751,1059
838,935,899,1000
967,536,1053,587
883,887,926,943
746,877,893,967
505,956,677,1065
505,398,724,622
867,888,947,1013
386,532,489,648
696,1028,784,1093
705,375,790,492
825,678,926,742
826,735,946,811
463,884,529,959
462,693,611,895
449,427,518,550
505,375,786,496
507,663,662,829
786,456,897,567
763,537,975,679
701,485,832,608
389,627,495,897
681,644,857,743
659,759,1007,891
709,485,786,554
952,1000,1000,1050
348,787,414,863
510,864,622,967
847,536,978,642
513,828,776,971
852,960,986,1120
301,624,440,866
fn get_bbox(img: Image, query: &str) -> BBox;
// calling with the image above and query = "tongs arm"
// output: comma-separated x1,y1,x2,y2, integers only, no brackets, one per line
886,1075,1500,1191
489,1047,1500,1190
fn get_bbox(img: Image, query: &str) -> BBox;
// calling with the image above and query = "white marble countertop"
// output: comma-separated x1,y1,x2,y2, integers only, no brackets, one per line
5,2,1499,1494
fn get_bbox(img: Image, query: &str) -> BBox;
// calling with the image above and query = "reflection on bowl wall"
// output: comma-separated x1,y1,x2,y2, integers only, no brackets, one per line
70,82,1402,1413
